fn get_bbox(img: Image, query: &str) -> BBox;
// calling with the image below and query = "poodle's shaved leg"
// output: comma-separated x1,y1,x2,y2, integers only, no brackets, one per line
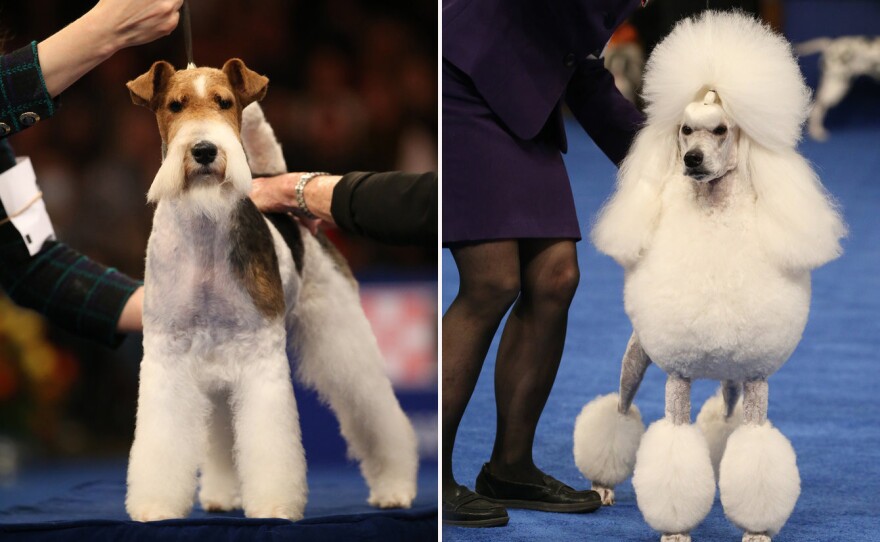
666,375,691,425
577,332,648,503
618,332,651,415
741,380,770,541
633,375,713,540
742,380,768,426
722,381,742,419
721,379,800,541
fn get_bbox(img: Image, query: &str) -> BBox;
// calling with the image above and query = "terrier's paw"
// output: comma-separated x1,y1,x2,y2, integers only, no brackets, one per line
244,503,303,521
127,503,185,522
660,535,691,542
368,486,416,509
743,534,771,542
199,491,241,513
592,484,615,505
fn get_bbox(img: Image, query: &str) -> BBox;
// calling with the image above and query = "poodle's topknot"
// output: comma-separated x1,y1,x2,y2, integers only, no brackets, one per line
642,10,810,151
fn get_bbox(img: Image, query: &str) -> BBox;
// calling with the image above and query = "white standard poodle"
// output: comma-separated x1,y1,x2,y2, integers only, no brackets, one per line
572,11,846,542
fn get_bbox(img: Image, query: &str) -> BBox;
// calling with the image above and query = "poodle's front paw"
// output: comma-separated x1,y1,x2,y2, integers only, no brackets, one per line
660,534,691,542
743,533,771,542
127,502,186,522
592,484,615,505
368,484,416,509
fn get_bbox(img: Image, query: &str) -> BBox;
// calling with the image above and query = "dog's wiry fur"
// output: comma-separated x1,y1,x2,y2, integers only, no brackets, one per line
124,59,417,522
573,12,845,542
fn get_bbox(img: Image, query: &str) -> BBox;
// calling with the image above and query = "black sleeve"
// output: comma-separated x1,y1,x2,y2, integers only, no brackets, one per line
0,42,61,138
565,58,645,165
0,141,140,348
330,171,437,246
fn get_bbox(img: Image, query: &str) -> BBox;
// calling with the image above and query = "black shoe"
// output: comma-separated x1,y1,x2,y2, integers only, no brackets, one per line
442,484,510,527
474,463,602,513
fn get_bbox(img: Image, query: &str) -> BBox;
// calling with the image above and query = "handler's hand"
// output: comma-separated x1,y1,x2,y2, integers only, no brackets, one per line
251,173,322,235
91,0,183,49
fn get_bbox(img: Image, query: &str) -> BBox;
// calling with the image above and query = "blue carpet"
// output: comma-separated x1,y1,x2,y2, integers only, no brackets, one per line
0,460,437,541
441,121,880,541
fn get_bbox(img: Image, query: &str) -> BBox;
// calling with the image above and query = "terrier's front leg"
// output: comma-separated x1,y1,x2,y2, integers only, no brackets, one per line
199,392,241,512
126,349,209,521
232,340,307,520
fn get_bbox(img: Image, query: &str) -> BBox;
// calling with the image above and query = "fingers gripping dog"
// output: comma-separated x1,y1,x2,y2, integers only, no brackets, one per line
124,59,418,522
572,12,846,542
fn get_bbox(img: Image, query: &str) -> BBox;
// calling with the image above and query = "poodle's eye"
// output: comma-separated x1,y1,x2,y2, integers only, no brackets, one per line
681,125,693,135
713,125,728,136
216,96,233,110
169,100,184,113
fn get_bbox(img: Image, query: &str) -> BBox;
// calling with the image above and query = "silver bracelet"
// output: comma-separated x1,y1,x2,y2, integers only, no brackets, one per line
295,172,328,219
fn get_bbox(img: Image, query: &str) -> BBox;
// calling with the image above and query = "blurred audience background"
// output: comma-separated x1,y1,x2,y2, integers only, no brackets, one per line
0,0,437,470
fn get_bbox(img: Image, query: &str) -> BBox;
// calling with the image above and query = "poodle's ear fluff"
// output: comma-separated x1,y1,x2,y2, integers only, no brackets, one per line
746,141,847,270
591,125,676,268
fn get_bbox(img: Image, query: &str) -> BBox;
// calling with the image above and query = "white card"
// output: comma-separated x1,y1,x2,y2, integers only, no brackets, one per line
0,157,56,256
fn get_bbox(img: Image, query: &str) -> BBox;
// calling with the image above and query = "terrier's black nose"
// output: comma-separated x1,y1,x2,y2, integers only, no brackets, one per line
684,150,703,168
191,141,218,165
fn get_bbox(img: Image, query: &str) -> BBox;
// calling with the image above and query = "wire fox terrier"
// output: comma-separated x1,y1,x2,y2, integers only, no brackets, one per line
123,58,418,522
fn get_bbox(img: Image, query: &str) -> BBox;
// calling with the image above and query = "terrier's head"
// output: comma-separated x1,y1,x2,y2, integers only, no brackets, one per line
128,59,268,218
678,90,739,183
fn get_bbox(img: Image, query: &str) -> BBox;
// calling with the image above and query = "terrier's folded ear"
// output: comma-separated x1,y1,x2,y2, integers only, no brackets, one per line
127,61,176,110
222,58,269,108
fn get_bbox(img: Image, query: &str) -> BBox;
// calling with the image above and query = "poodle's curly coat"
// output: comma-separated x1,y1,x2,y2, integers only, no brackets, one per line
574,11,846,541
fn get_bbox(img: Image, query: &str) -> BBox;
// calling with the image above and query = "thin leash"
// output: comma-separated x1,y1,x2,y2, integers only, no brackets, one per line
182,0,194,67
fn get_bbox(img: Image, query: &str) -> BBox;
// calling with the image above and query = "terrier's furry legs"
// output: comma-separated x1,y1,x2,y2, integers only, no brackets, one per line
719,380,800,541
574,332,648,504
232,345,307,520
199,392,241,512
126,352,210,521
290,276,418,508
633,376,715,542
289,237,417,509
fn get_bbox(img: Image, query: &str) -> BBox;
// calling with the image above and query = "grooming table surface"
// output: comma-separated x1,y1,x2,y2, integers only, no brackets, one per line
0,460,437,541
442,115,880,542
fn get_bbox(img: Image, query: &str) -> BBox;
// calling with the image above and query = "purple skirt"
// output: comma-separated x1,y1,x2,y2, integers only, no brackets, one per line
442,60,581,245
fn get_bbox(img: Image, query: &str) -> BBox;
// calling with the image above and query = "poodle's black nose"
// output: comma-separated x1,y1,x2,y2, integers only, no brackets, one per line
684,150,703,168
191,141,218,165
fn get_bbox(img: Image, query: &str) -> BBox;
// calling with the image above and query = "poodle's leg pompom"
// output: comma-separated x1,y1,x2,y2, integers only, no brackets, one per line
633,419,715,537
719,381,799,539
719,424,799,538
696,383,743,479
633,377,714,539
573,393,645,505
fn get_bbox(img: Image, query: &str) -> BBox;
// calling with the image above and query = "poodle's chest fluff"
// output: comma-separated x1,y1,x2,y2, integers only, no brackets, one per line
624,176,811,381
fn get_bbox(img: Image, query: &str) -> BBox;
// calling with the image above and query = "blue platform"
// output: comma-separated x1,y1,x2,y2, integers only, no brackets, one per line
0,459,437,541
442,111,880,541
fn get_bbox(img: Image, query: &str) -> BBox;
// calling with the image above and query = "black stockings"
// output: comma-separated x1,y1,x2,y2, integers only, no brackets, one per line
442,239,579,491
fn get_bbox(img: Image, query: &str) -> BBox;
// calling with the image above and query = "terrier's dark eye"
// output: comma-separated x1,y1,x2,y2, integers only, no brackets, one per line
713,125,728,135
169,101,183,113
681,125,693,135
216,96,233,110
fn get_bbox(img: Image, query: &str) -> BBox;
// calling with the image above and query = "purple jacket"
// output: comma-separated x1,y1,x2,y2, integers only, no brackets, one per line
443,0,645,162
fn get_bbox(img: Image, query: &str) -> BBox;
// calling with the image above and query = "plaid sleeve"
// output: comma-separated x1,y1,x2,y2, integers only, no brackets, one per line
0,197,141,348
0,41,59,138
